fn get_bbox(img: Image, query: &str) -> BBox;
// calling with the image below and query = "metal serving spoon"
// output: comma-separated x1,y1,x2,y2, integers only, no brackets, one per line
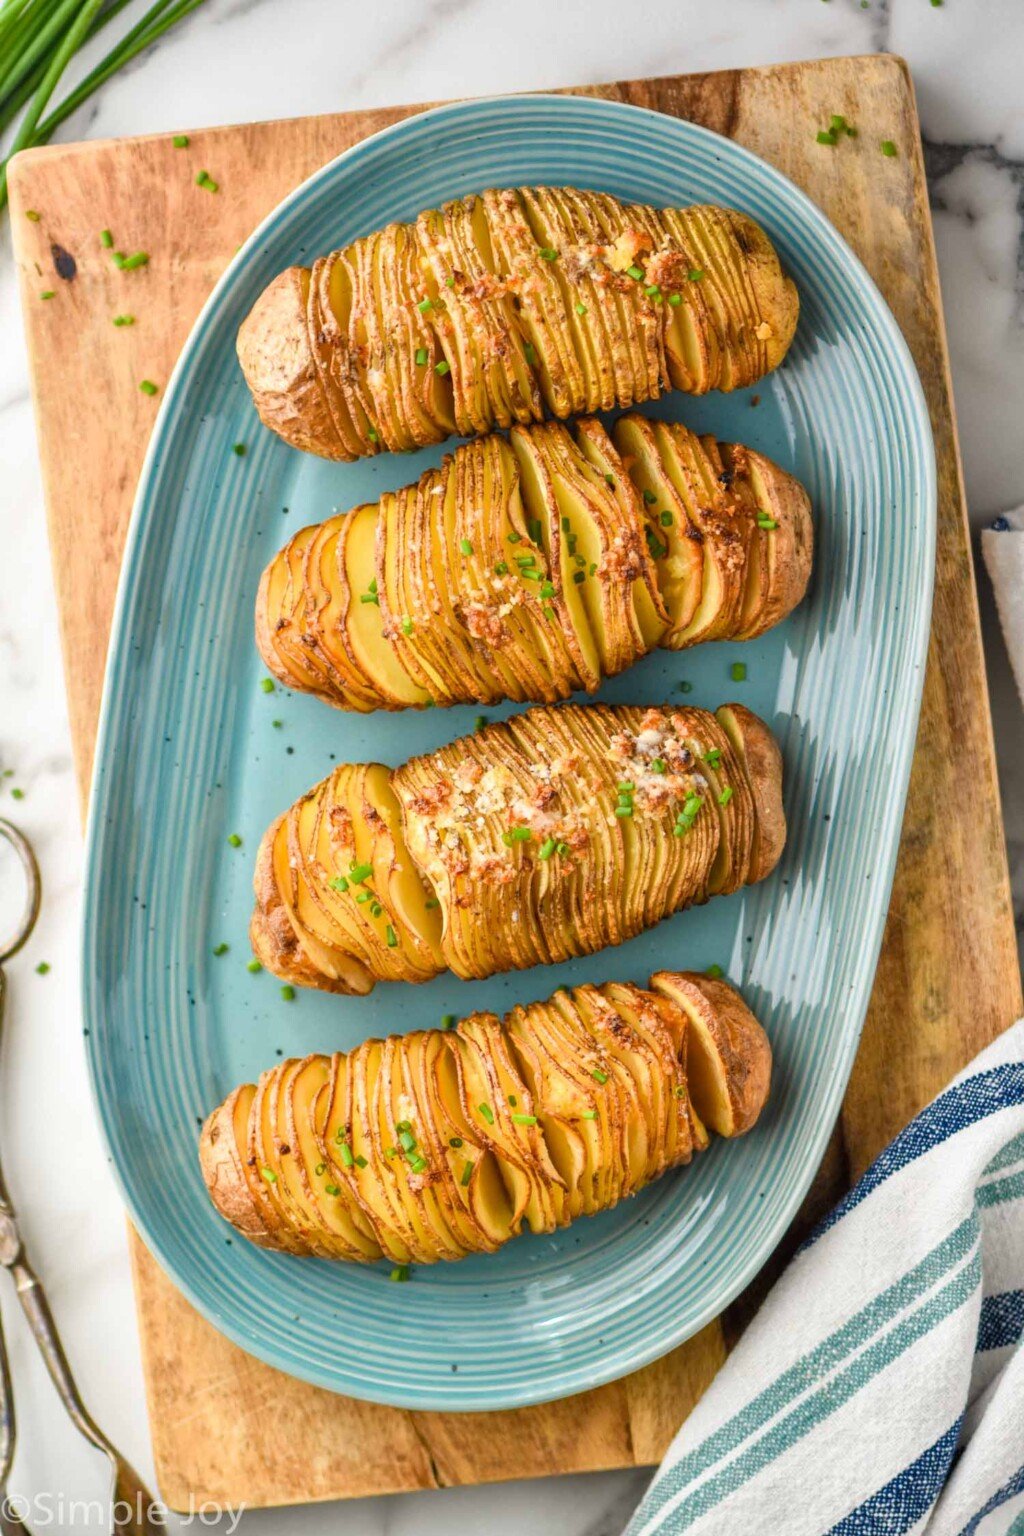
0,818,164,1534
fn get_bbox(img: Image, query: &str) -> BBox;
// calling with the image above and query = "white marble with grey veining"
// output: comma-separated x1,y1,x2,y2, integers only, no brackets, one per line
0,1,1022,1530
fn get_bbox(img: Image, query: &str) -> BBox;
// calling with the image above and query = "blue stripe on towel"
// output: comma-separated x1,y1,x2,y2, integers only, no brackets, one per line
804,1065,1024,1250
976,1291,1024,1352
825,1418,963,1534
955,1459,1024,1535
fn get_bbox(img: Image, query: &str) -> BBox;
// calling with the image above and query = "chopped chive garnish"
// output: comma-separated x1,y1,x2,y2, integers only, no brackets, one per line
642,489,657,505
441,1014,456,1030
459,537,473,556
386,925,398,948
508,1094,518,1107
339,1142,355,1167
688,269,705,282
368,428,379,443
330,875,350,892
538,837,556,860
604,474,615,488
260,1167,277,1184
757,513,777,529
280,985,295,1001
572,569,585,585
35,962,50,975
139,379,158,396
121,251,149,270
100,228,113,248
538,247,558,261
528,517,542,543
617,782,635,792
39,290,54,300
660,510,674,527
626,264,644,280
25,210,40,222
556,841,570,857
512,1113,538,1126
356,891,373,905
112,314,134,326
581,1109,598,1121
349,862,373,883
360,590,379,605
325,1183,340,1196
247,959,262,973
718,786,734,806
644,283,660,298
435,359,451,376
399,1128,416,1152
415,346,429,365
355,1154,368,1169
683,794,704,817
543,604,555,620
494,560,509,576
449,1136,463,1148
668,292,682,306
399,616,414,638
705,963,724,979
260,677,275,693
651,758,667,773
417,297,433,312
478,1103,495,1124
195,170,219,192
614,805,633,818
409,1154,428,1173
173,134,189,148
674,1084,688,1099
227,833,242,847
213,942,229,956
370,902,383,917
591,1068,609,1084
731,661,747,682
677,680,693,693
425,897,440,909
315,1162,326,1176
539,581,555,599
524,343,538,365
817,129,837,146
385,1146,397,1158
704,748,721,767
461,1161,473,1186
575,302,588,315
507,531,521,543
831,114,849,132
881,140,898,157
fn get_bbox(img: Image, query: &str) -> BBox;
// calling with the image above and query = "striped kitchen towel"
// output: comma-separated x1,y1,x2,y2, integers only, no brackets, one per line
626,1019,1024,1536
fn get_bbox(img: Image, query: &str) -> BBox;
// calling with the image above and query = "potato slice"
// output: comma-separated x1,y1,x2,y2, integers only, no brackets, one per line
650,972,771,1137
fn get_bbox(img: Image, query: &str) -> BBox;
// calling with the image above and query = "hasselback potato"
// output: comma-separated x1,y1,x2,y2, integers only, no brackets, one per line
251,701,784,995
257,413,812,711
238,188,798,461
200,969,771,1265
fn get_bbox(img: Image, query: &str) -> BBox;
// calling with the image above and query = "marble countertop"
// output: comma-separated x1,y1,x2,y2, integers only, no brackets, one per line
1,1,1021,1530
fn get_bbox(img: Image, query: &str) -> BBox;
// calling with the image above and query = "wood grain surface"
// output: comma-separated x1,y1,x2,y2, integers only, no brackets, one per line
9,52,1021,1513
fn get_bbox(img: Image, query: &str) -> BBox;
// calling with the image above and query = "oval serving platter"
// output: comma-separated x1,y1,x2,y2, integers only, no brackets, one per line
82,94,935,1411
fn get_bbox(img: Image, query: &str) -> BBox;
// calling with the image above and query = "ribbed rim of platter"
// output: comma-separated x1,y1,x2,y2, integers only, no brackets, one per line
81,93,936,1410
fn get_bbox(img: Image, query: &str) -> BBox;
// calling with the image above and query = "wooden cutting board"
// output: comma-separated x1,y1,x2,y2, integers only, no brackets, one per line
9,52,1022,1514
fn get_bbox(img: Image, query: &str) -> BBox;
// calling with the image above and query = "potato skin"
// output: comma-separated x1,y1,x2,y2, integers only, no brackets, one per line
199,970,771,1264
237,189,799,462
250,701,785,996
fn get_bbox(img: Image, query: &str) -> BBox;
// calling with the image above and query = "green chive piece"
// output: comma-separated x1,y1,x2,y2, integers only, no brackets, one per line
668,292,682,306
651,758,667,773
512,1113,538,1126
227,833,242,848
441,1014,456,1030
360,592,379,605
539,247,558,261
581,1109,598,1121
704,749,722,768
474,716,487,732
112,252,126,268
139,380,158,396
349,862,373,884
674,1085,688,1099
247,959,262,973
591,1068,609,1084
509,826,531,842
35,962,50,975
524,343,538,365
539,581,555,599
449,1136,463,1149
425,897,440,909
325,1183,340,1196
415,347,428,365
315,1162,326,1176
528,517,543,543
39,290,55,300
757,513,778,529
705,963,725,979
677,680,693,693
507,531,521,543
660,510,674,527
280,985,295,1001
461,1161,473,1186
121,251,149,270
642,489,657,505
614,805,633,818
478,1103,495,1124
368,428,379,443
100,228,113,248
8,789,22,801
718,786,734,806
355,1154,368,1169
25,210,41,223
617,781,635,792
604,474,615,488
173,134,189,148
435,359,451,376
575,301,588,315
409,1154,428,1173
817,129,837,146
881,140,898,157
260,1167,277,1184
831,114,849,133
538,837,557,861
508,1094,517,1107
385,925,398,948
417,297,433,313
459,537,473,557
626,264,644,280
260,676,275,693
356,891,373,905
370,902,382,917
573,570,586,585
339,1142,355,1168
683,793,704,817
399,1129,416,1152
644,283,660,298
330,875,350,892
112,315,134,326
212,943,229,957
494,560,509,576
195,170,219,192
731,661,747,682
688,269,705,282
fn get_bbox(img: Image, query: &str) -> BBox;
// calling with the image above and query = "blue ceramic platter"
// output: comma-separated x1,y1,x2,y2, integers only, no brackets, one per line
82,95,935,1410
